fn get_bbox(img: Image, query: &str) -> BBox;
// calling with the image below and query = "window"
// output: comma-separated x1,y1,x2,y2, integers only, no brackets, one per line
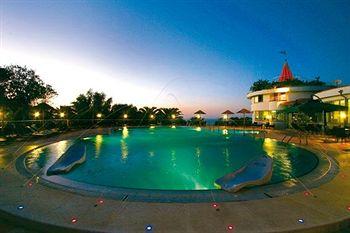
279,93,287,101
270,93,278,101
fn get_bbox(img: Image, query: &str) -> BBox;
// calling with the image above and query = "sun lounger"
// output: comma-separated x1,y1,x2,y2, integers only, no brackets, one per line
215,155,273,193
47,141,86,176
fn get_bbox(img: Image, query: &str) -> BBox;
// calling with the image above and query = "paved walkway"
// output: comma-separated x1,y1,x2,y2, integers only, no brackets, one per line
0,129,350,233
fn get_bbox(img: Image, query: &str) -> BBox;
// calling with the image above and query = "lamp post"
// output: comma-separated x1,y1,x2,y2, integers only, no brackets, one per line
123,113,128,126
171,114,176,127
60,112,69,128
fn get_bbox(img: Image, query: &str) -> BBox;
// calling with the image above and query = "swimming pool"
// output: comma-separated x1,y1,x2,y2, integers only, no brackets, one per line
24,127,318,191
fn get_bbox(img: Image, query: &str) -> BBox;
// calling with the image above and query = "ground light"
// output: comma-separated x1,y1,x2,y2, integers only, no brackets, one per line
96,113,102,118
227,224,234,231
298,219,304,223
71,217,78,224
17,205,24,210
97,199,104,205
145,225,153,231
304,191,311,196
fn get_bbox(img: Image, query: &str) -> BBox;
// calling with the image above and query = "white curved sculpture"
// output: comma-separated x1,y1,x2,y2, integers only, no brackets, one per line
47,141,86,176
215,155,273,193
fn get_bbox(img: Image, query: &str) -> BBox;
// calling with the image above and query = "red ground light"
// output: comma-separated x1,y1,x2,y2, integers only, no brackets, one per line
98,199,104,204
71,217,78,224
304,191,311,196
227,224,235,231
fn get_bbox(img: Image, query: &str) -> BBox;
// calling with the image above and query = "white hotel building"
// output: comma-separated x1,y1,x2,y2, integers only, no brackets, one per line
246,62,335,125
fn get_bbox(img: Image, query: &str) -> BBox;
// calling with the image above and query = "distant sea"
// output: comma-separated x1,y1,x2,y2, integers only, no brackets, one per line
205,118,217,125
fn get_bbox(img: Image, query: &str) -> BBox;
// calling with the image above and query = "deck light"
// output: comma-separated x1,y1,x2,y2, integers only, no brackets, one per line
298,219,304,223
171,125,176,129
96,113,102,118
17,205,24,210
71,217,78,224
303,191,311,196
195,127,201,131
123,114,128,119
60,112,65,118
227,224,234,231
34,112,40,118
98,199,104,205
212,203,219,209
145,225,153,231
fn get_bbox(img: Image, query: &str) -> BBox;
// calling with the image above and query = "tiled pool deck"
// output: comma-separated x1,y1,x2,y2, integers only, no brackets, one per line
1,128,350,232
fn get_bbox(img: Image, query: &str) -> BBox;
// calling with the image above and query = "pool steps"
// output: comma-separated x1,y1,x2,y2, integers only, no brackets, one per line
215,155,273,192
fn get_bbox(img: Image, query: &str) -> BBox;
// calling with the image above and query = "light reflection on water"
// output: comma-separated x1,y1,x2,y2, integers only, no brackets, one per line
24,127,318,190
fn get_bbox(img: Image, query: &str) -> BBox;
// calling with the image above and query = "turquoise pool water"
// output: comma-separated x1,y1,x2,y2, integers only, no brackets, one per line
25,127,318,190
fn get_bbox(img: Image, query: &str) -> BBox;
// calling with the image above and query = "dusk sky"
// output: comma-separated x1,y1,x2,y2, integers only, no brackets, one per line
1,0,350,117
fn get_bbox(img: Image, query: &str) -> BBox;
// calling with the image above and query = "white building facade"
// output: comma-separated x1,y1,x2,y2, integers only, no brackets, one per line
247,86,330,124
314,85,350,126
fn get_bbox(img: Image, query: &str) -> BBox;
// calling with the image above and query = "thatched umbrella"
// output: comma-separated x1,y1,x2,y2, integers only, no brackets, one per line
221,110,234,120
237,108,252,127
194,110,206,119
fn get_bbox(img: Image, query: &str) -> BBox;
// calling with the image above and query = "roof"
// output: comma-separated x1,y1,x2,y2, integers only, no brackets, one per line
194,110,206,114
237,108,251,114
314,85,350,100
221,110,234,114
278,61,294,82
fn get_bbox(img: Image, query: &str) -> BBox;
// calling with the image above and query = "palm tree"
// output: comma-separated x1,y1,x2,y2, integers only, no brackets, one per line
158,108,184,125
139,107,160,124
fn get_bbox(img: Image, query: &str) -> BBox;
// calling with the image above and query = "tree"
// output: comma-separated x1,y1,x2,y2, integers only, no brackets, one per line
250,79,272,92
139,106,159,124
0,65,57,120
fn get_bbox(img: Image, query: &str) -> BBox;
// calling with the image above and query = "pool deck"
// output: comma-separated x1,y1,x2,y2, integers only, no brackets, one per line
1,128,350,232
